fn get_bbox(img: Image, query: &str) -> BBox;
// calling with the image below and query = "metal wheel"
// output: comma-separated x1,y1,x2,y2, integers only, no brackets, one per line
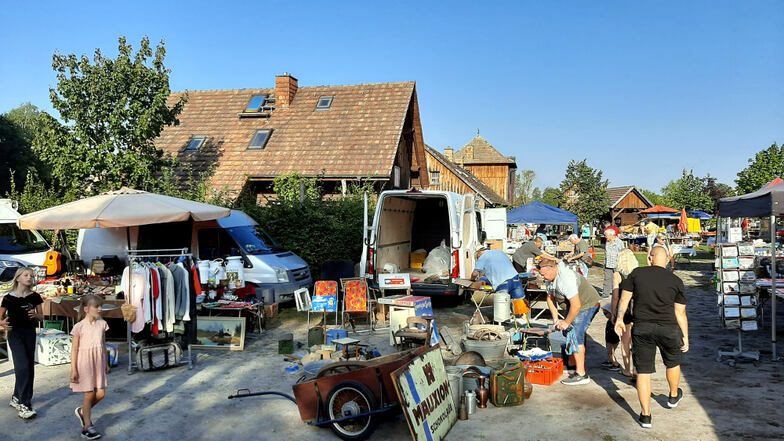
325,380,378,441
316,362,367,378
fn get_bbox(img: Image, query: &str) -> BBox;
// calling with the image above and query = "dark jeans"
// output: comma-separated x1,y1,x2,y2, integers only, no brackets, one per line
8,327,36,407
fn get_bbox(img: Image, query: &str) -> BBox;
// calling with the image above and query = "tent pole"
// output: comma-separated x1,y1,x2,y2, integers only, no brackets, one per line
771,215,777,360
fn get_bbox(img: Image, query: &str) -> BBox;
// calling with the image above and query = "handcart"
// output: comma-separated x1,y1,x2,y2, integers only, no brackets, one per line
228,346,427,441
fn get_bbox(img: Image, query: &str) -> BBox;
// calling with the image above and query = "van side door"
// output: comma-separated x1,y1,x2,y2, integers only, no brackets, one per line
461,193,479,278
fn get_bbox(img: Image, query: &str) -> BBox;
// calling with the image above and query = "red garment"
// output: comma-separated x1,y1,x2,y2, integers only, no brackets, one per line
150,267,160,335
191,263,202,295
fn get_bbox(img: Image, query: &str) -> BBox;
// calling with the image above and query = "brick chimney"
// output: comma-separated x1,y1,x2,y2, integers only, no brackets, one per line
275,72,298,108
444,147,454,161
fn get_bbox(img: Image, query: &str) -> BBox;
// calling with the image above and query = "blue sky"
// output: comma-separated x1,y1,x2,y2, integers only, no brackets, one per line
1,1,782,193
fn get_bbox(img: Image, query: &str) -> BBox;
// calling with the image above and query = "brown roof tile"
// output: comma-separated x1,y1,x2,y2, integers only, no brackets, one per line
453,135,516,165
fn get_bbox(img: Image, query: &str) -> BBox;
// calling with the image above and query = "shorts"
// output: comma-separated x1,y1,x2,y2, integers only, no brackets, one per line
632,322,683,374
571,305,599,345
497,276,525,300
604,319,620,345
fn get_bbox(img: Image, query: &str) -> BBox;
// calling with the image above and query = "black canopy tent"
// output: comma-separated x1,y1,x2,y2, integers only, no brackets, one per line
717,178,784,360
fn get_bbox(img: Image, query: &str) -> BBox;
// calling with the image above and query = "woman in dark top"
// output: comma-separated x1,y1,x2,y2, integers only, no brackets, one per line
0,267,43,419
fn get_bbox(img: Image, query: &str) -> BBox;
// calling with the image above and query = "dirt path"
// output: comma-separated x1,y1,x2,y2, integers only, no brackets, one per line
1,264,783,440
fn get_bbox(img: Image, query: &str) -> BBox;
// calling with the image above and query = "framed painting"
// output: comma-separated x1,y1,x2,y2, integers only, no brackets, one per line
193,317,246,350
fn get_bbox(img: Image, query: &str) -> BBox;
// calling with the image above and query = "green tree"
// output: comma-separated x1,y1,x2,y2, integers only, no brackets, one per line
0,103,50,193
514,169,537,205
33,36,187,196
702,174,734,212
735,142,784,194
558,159,610,225
640,189,668,207
272,172,322,202
530,187,542,202
660,169,712,211
540,187,561,207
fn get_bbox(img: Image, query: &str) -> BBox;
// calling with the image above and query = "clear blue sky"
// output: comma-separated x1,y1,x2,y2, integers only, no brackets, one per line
1,1,782,193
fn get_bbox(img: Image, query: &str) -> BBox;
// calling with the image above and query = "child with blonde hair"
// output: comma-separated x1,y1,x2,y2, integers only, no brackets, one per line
70,294,110,439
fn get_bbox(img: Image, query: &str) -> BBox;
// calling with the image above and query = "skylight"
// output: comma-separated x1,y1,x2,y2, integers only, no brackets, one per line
248,129,273,149
245,94,268,113
316,96,334,110
185,136,206,151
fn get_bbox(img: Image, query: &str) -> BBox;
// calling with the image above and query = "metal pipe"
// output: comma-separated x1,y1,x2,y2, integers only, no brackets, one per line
227,390,297,403
771,215,777,360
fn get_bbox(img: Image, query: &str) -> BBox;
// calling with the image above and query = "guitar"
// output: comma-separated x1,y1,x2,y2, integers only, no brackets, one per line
44,229,64,276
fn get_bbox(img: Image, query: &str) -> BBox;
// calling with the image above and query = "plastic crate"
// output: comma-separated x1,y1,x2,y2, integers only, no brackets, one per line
525,357,564,386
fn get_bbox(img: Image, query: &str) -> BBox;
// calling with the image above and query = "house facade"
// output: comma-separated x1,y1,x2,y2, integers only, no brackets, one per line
605,186,653,225
447,135,517,204
424,145,505,207
155,73,429,201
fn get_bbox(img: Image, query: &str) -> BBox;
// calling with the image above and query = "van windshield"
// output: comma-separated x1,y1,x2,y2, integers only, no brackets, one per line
225,226,282,255
0,224,49,254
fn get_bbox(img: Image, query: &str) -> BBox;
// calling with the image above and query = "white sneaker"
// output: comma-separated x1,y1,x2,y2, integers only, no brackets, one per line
17,404,36,419
9,396,22,411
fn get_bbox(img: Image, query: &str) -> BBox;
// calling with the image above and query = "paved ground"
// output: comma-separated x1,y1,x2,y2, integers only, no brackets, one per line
1,262,783,440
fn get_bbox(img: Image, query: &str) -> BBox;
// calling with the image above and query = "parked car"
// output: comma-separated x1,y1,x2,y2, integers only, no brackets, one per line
77,210,312,303
0,199,49,281
360,189,504,297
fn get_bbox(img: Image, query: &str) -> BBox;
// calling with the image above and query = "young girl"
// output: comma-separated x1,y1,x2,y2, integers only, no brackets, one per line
0,267,43,419
70,294,109,440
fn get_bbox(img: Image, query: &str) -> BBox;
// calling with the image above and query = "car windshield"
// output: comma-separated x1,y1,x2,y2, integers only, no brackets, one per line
225,225,282,255
0,223,49,254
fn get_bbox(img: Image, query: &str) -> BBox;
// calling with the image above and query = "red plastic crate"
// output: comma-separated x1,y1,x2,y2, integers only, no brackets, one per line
525,357,564,386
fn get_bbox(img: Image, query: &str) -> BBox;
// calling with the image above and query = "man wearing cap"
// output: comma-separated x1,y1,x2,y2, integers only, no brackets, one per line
471,248,524,314
512,237,558,272
538,258,601,385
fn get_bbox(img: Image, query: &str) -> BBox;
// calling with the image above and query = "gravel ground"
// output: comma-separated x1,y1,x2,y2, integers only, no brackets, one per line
1,262,783,440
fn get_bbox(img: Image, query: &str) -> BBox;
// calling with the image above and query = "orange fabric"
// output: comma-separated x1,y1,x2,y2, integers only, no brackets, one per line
344,280,368,312
314,280,337,297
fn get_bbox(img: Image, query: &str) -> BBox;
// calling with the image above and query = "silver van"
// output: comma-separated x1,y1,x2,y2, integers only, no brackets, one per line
0,199,48,280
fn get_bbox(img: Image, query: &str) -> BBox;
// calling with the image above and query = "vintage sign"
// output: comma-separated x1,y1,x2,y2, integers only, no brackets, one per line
311,294,337,312
379,273,411,289
391,347,456,441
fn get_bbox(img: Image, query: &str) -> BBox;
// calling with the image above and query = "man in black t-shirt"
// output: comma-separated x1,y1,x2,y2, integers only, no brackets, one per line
512,237,557,272
614,247,689,429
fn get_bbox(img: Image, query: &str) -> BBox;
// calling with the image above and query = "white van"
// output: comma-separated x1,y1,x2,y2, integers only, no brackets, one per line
360,189,504,297
0,199,48,280
77,210,312,302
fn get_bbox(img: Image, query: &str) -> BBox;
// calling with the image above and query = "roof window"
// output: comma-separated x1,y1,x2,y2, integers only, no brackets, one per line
429,170,441,186
248,129,273,150
315,96,334,110
245,94,274,113
185,136,206,151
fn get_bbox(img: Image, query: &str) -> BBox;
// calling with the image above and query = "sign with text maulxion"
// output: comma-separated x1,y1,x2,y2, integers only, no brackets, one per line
391,347,456,441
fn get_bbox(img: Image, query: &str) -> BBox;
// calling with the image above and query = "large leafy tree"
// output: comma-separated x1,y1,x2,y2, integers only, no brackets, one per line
559,159,610,225
660,169,713,211
540,187,561,207
34,36,187,196
735,142,784,194
0,103,50,193
702,174,734,212
514,169,537,205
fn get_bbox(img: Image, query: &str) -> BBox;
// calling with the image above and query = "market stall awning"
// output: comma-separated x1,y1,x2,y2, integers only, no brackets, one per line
18,187,231,230
718,179,784,218
687,210,713,219
639,205,680,215
506,201,578,231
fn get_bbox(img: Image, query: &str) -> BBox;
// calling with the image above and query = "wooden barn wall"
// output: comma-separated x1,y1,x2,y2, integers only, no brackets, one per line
464,164,510,202
615,191,650,209
425,155,472,195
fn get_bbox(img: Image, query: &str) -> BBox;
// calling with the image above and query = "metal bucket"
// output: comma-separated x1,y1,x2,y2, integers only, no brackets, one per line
462,335,509,362
493,291,511,323
446,366,463,410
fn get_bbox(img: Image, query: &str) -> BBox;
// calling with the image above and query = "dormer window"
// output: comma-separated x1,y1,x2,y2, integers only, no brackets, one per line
429,170,440,186
315,96,334,110
245,94,271,113
248,129,273,150
185,136,206,151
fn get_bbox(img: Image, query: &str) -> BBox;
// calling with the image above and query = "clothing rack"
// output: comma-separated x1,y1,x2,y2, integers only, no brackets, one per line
126,248,194,374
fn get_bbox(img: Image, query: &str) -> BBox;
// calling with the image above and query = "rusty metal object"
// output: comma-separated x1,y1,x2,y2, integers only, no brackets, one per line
315,361,368,378
454,351,486,367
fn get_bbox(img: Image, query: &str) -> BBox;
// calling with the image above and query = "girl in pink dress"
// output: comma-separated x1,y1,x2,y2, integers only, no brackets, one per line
70,295,109,440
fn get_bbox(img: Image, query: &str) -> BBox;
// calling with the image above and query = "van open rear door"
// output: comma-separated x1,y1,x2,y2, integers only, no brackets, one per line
460,193,479,278
359,192,373,278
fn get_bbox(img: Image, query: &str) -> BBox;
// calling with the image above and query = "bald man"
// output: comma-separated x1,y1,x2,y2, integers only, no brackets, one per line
615,247,688,429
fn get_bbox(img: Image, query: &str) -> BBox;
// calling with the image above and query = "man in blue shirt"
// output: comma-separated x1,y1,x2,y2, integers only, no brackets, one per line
471,248,524,314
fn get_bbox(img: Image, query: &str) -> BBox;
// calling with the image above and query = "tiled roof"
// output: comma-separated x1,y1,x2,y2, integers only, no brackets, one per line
605,186,653,208
453,135,516,165
156,82,417,193
425,145,506,205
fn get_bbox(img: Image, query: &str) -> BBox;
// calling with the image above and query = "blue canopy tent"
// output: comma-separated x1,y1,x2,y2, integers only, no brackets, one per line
687,210,713,220
507,201,578,231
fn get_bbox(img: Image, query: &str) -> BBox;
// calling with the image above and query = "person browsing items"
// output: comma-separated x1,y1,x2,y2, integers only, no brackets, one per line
537,259,601,386
471,248,524,308
512,237,557,272
614,247,689,429
602,228,626,298
565,233,591,276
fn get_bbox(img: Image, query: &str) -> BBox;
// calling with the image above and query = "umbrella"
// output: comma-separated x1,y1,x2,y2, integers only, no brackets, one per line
18,187,230,230
687,210,713,220
678,209,688,234
639,205,680,215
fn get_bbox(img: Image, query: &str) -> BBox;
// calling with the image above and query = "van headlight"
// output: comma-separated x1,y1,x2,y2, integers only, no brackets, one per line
273,266,289,283
0,260,24,268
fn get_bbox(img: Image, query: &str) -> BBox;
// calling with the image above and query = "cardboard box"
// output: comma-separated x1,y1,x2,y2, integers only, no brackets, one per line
264,302,279,318
410,251,427,269
487,240,504,251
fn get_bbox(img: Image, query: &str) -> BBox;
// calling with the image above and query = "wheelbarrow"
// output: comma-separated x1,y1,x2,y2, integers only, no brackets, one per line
228,346,428,441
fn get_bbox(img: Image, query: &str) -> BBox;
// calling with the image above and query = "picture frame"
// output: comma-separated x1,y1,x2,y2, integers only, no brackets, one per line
294,287,311,312
193,317,245,350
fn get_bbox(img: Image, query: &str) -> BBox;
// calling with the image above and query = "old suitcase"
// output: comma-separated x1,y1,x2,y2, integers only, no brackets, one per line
136,341,182,371
490,359,527,407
